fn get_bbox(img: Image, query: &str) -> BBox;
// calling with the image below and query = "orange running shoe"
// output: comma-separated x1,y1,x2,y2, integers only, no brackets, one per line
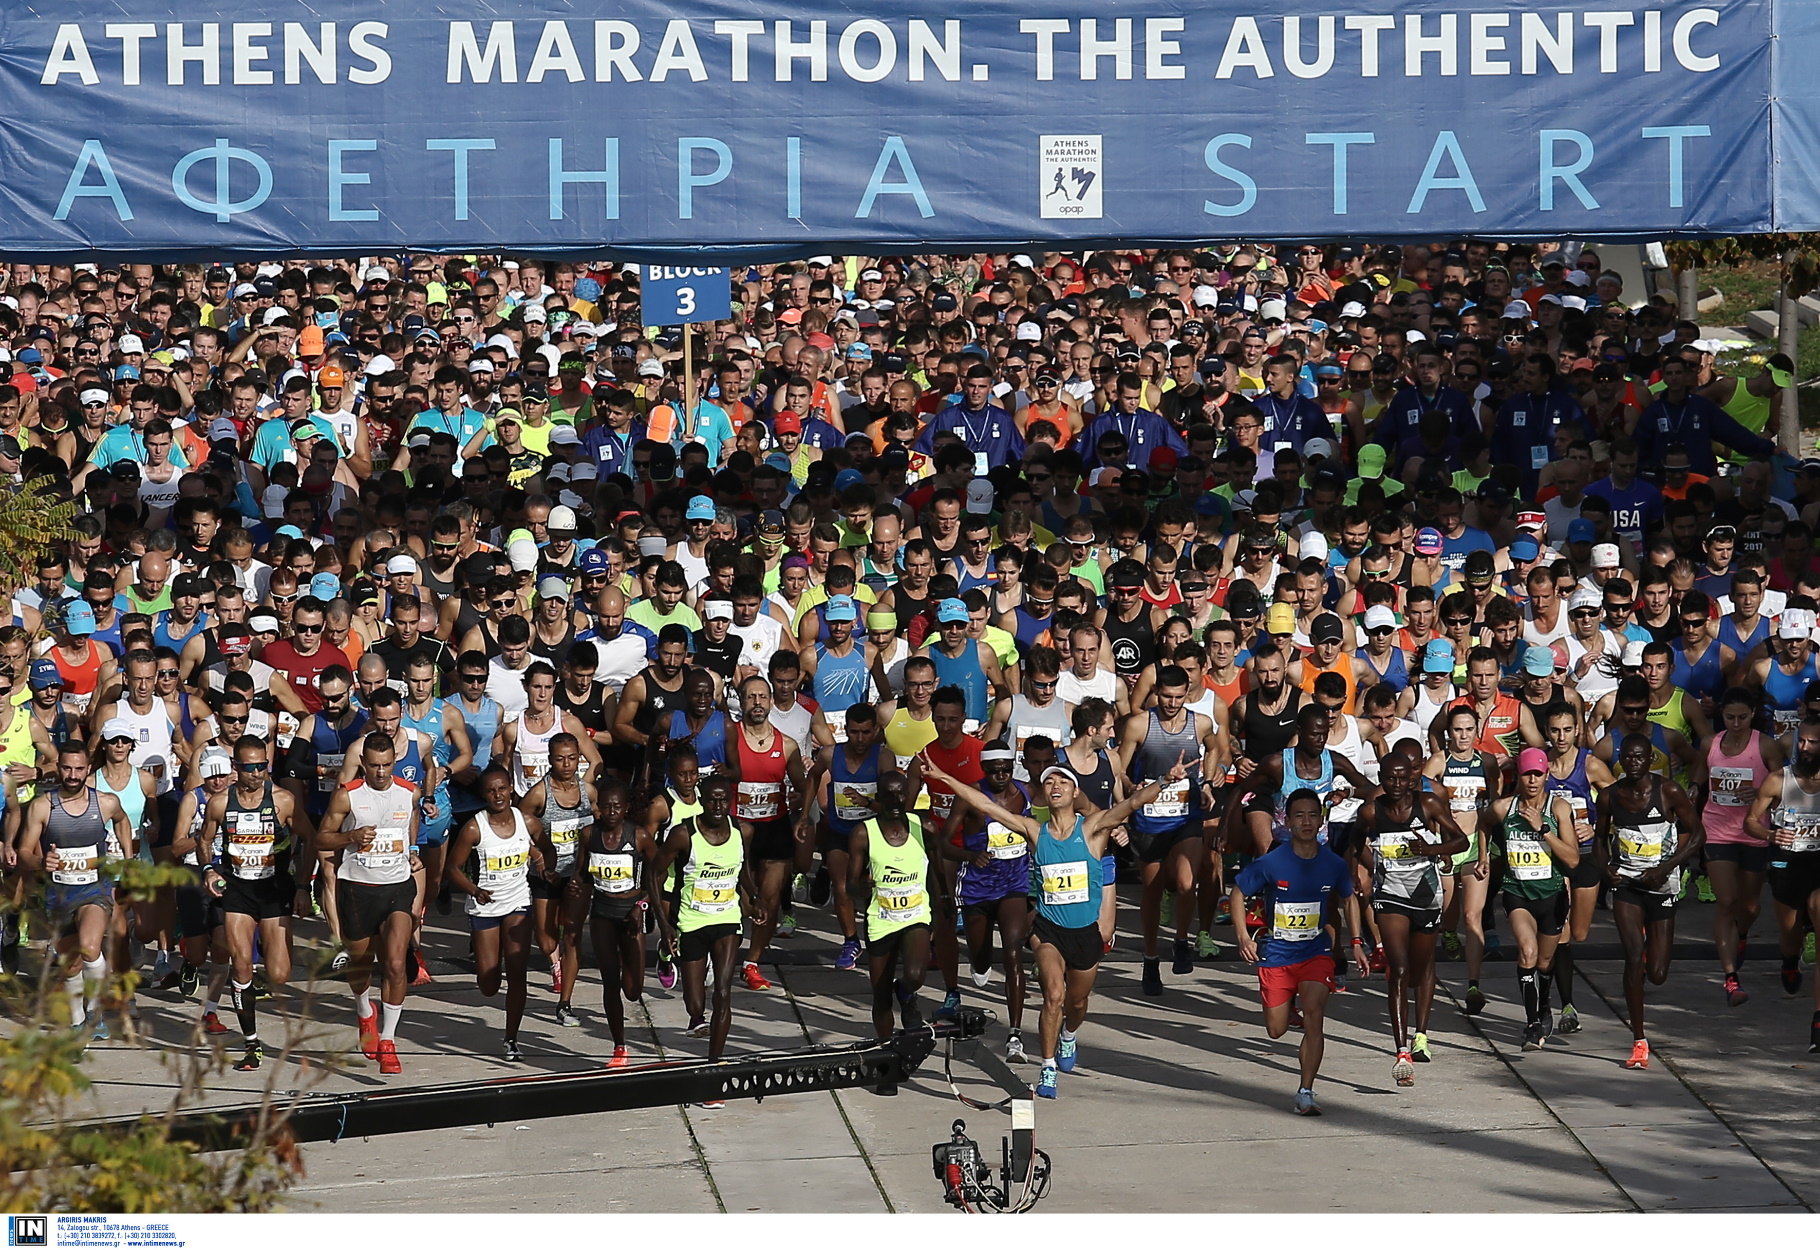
608,1046,630,1069
377,1038,402,1075
551,964,564,996
411,952,433,987
1623,1039,1650,1070
357,1008,380,1059
1392,1049,1415,1086
203,1011,229,1036
742,963,772,991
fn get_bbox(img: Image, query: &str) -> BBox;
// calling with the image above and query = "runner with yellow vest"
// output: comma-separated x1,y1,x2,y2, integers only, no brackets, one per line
845,772,933,1040
1701,354,1793,465
653,774,758,1091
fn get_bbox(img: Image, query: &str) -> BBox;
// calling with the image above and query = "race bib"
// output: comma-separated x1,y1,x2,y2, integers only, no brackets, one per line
1375,832,1413,860
1039,859,1089,907
51,843,100,887
929,790,957,825
1618,822,1668,869
1781,814,1820,854
228,812,276,880
1505,837,1553,881
518,751,550,788
1142,779,1190,819
738,781,782,820
825,709,849,744
1272,899,1322,942
1448,777,1485,813
589,851,639,894
1709,766,1752,806
876,885,927,922
357,824,408,871
548,817,583,847
317,751,345,793
831,780,876,822
478,848,528,889
690,866,739,914
985,820,1026,861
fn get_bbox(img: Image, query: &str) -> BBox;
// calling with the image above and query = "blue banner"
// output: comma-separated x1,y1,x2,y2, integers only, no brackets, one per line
0,1,1783,257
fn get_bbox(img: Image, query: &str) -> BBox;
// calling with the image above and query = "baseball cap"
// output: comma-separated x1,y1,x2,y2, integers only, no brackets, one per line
536,575,570,601
1301,532,1330,564
579,548,611,575
1523,646,1555,677
685,495,716,522
385,554,418,575
100,717,135,743
1363,605,1398,632
309,573,341,600
1567,519,1597,544
1422,639,1455,673
61,601,96,635
27,658,61,690
117,333,145,354
1780,611,1813,639
965,479,995,514
1302,437,1336,462
318,364,347,387
248,614,281,634
1511,535,1540,562
1591,543,1621,569
549,424,581,447
823,595,858,623
773,411,802,435
199,747,234,779
1517,747,1549,775
1266,602,1296,635
1414,528,1443,556
1569,586,1602,611
1516,510,1546,531
1310,612,1344,645
835,468,866,493
637,359,664,378
936,598,970,625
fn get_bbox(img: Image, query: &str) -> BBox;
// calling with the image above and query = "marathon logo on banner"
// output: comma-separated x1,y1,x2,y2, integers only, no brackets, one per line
0,1,1790,254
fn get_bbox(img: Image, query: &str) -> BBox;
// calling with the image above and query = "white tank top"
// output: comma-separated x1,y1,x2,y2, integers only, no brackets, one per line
340,778,417,886
469,807,533,917
1326,715,1372,823
1057,667,1119,705
769,699,814,760
113,697,176,794
511,709,560,797
1412,682,1454,739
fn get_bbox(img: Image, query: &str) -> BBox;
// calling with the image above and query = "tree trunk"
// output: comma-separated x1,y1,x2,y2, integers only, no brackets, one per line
1779,277,1802,454
1677,264,1699,323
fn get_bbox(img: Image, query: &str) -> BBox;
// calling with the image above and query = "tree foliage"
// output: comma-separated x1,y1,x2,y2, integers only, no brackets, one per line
0,477,80,608
1666,235,1820,298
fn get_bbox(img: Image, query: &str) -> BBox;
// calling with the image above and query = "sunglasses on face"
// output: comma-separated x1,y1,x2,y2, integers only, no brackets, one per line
293,623,323,634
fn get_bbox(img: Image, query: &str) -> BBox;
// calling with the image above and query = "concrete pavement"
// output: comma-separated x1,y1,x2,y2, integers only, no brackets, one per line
55,893,1820,1213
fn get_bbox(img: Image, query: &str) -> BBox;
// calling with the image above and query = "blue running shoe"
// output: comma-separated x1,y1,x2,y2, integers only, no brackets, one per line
1057,1033,1079,1072
934,989,961,1021
1036,1064,1058,1099
1294,1088,1321,1116
835,938,861,971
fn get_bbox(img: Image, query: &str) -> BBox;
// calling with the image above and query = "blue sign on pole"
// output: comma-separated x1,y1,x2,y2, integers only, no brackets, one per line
640,265,732,325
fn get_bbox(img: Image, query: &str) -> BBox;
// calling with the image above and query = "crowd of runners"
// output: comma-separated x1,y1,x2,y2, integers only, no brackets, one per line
2,242,1819,1117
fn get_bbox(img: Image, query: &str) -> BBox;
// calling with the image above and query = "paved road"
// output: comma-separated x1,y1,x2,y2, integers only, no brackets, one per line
66,896,1819,1213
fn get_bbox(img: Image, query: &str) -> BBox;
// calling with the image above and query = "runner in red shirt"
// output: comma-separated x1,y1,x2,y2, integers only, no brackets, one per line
263,597,351,717
1447,647,1524,762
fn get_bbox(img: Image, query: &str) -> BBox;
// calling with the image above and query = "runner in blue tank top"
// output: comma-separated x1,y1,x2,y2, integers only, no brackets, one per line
1541,702,1617,1036
1754,623,1819,735
916,597,1006,732
402,655,476,919
662,671,731,774
918,749,1186,1099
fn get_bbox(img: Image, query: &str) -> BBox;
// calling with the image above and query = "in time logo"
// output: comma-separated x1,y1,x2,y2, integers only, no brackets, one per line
9,1216,47,1247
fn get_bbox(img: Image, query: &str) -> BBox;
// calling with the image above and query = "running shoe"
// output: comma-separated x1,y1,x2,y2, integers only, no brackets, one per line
810,867,832,908
203,1011,229,1036
377,1038,402,1075
1196,930,1219,959
1411,1032,1432,1062
1783,964,1803,996
154,955,179,991
1213,903,1231,927
1539,1009,1554,1040
777,913,798,939
1006,1030,1028,1064
233,1042,263,1072
658,956,678,991
899,989,924,1032
357,1008,380,1059
410,955,432,987
1293,1088,1321,1116
89,1015,110,1042
1623,1038,1650,1070
741,963,772,992
179,961,199,997
697,1099,725,1110
1172,938,1194,976
835,939,862,971
549,964,562,996
1805,932,1817,966
1440,930,1463,962
791,873,810,905
933,989,961,1022
1521,1023,1544,1051
555,1003,580,1028
1557,1005,1581,1034
686,1014,709,1037
1696,875,1716,904
970,964,993,989
1464,984,1486,1016
1332,962,1348,994
1392,1049,1415,1086
1035,1065,1058,1099
1724,974,1749,1008
1369,944,1386,975
1141,957,1163,997
1484,932,1502,955
503,1038,521,1062
1057,1033,1079,1072
329,950,350,973
1288,1004,1305,1031
608,1046,630,1069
